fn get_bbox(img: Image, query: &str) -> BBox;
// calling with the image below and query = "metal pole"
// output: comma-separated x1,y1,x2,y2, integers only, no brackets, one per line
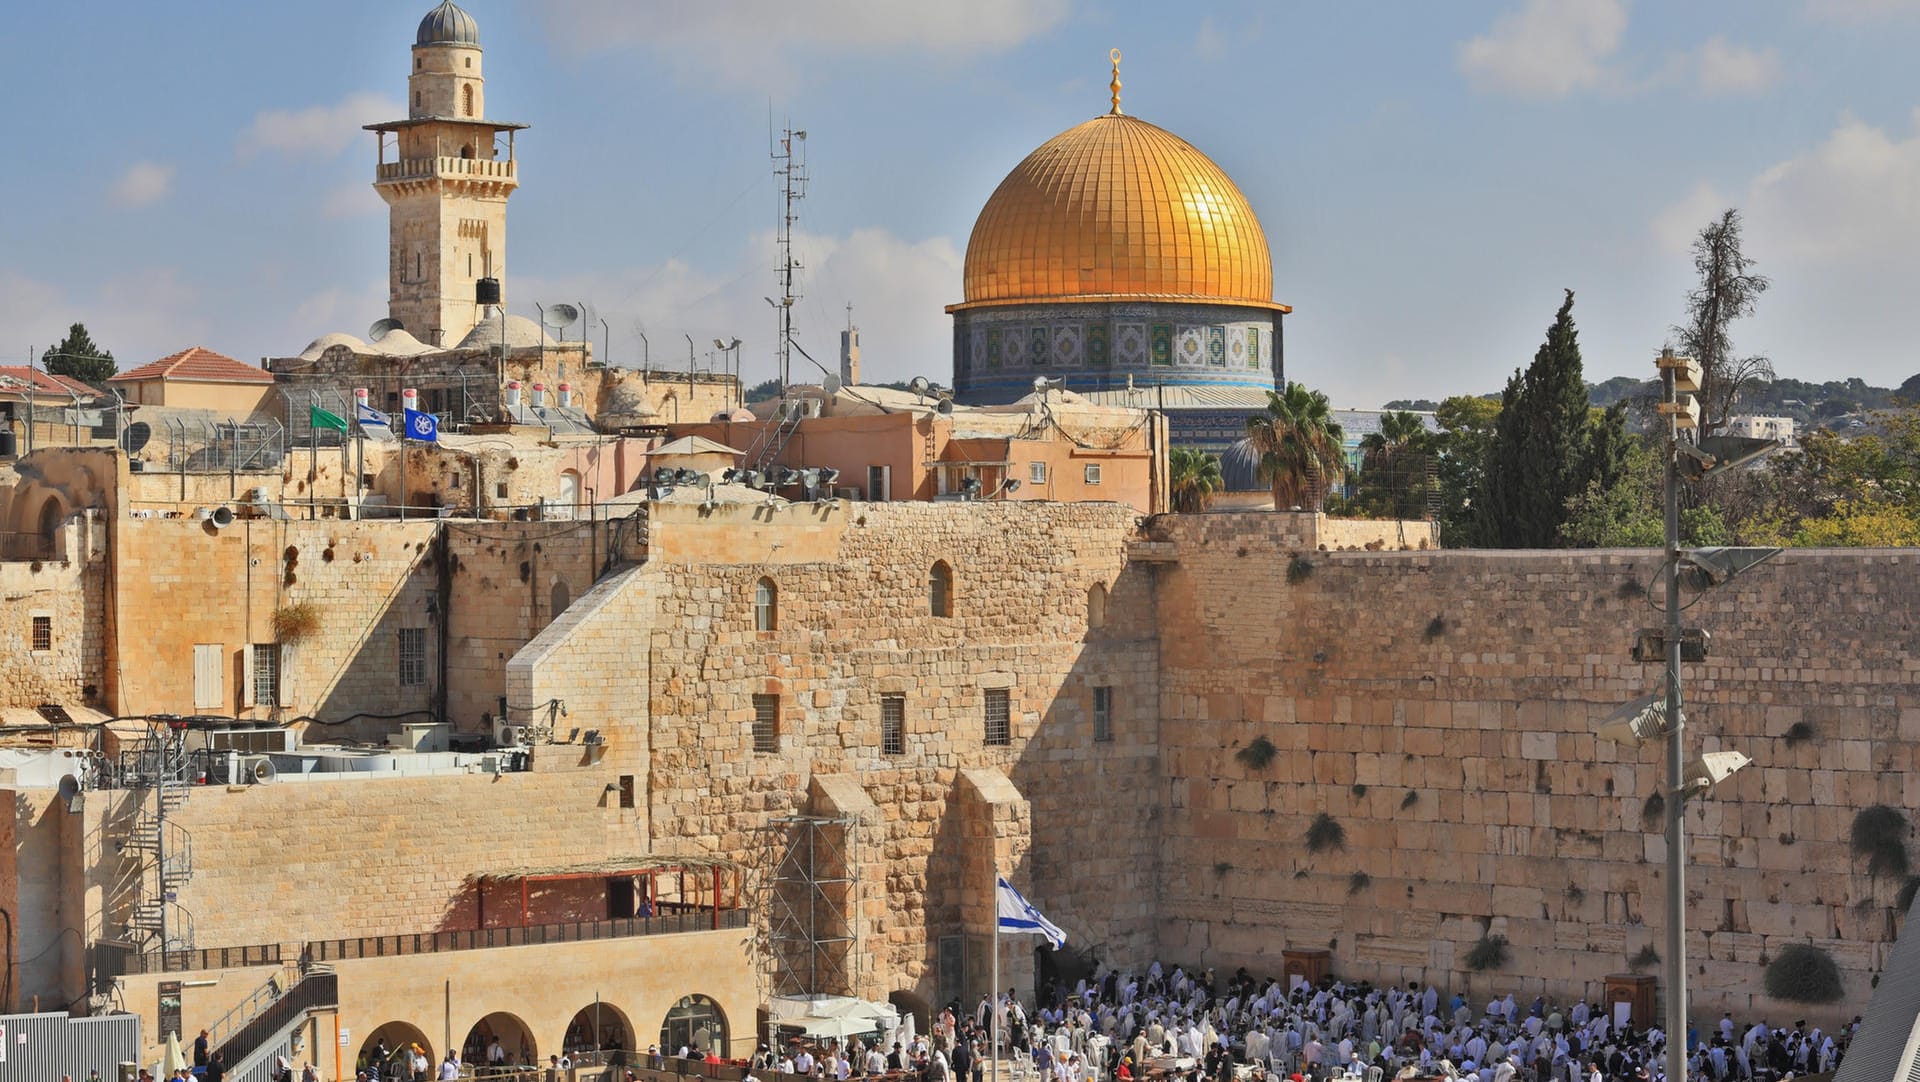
1663,361,1687,1082
991,883,1000,1082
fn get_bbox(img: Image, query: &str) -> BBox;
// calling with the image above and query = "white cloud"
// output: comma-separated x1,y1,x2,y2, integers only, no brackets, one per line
1651,108,1920,389
112,161,174,208
237,92,402,160
1457,0,1629,98
535,0,1068,89
1192,17,1226,60
1692,37,1780,97
511,226,962,385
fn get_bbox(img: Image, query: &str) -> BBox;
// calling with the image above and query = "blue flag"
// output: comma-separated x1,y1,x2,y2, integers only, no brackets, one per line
995,875,1066,949
402,408,438,442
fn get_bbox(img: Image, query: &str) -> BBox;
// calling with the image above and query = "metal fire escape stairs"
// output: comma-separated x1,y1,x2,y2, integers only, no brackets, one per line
116,722,197,953
747,399,806,474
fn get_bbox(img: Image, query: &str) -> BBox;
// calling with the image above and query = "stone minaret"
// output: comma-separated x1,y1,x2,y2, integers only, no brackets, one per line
840,304,861,387
367,1,526,346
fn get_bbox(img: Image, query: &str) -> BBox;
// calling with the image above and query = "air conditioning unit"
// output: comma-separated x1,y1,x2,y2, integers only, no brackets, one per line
490,714,526,748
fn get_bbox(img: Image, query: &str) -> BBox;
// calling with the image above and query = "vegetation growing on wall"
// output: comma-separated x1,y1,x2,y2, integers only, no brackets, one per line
1763,943,1844,1003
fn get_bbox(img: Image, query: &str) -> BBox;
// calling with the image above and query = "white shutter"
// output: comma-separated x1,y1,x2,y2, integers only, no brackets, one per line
240,644,256,709
192,644,224,710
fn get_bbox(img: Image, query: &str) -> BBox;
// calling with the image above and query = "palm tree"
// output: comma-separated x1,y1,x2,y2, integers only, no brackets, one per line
1356,410,1433,518
1236,383,1347,510
1169,447,1223,513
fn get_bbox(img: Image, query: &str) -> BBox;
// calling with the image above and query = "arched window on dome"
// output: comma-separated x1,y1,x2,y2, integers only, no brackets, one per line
929,561,953,618
754,578,778,632
462,84,474,117
1087,583,1107,630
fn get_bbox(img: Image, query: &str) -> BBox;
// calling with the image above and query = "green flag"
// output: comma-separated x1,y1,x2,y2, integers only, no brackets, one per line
310,405,349,432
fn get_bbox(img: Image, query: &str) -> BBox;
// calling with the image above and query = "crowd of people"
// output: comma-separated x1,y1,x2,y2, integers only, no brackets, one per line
749,962,1854,1082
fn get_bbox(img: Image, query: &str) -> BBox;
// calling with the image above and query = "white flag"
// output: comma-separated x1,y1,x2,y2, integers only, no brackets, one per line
996,875,1066,949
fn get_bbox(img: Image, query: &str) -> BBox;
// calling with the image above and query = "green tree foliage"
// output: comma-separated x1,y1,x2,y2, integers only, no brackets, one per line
1479,290,1596,547
742,378,782,403
1351,410,1434,520
41,322,116,388
1676,209,1772,433
1168,447,1223,513
1432,395,1501,544
1239,383,1346,511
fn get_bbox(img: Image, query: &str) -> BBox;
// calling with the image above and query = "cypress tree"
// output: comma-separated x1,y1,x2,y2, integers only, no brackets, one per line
1479,290,1593,547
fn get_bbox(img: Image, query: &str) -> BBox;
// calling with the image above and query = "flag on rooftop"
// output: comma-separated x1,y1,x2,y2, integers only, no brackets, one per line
402,407,438,442
995,875,1065,949
310,405,349,432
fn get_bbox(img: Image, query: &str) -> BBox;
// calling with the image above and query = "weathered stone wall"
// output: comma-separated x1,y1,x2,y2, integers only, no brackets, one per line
109,765,646,949
635,500,1162,1006
0,516,105,710
1152,513,1919,1022
110,519,441,729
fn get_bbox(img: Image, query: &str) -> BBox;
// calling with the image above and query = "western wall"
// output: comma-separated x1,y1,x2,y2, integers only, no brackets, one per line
1151,512,1916,1020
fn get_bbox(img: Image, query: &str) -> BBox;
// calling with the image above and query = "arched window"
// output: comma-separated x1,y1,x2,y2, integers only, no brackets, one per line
460,144,474,160
1087,583,1107,630
559,470,581,507
462,84,475,116
754,578,777,632
550,580,571,618
929,561,953,617
660,995,728,1058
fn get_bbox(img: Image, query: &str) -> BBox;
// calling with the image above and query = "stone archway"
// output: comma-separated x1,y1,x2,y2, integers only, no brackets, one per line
659,994,728,1058
357,1021,432,1078
463,1011,537,1072
563,1001,634,1056
889,990,932,1042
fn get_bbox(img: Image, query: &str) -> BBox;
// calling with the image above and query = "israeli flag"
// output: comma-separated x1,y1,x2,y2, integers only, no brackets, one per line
995,875,1066,949
357,403,392,429
402,407,439,442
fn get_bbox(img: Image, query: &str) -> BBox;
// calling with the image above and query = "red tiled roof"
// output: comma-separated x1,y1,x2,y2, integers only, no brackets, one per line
0,366,91,397
110,346,274,385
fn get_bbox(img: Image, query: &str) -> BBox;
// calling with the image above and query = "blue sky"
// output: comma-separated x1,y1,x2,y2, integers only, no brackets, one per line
3,0,1918,407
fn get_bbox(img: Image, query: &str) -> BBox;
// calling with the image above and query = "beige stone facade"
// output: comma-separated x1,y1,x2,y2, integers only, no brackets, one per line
11,484,1920,1065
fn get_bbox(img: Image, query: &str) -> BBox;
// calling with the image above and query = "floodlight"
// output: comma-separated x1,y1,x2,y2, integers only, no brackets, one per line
653,465,676,484
1004,478,1021,494
817,467,839,487
1655,350,1702,394
909,376,930,394
720,468,741,484
676,468,703,485
1681,750,1752,796
1598,694,1675,746
1655,394,1700,430
1676,435,1780,481
776,467,801,487
1679,547,1781,590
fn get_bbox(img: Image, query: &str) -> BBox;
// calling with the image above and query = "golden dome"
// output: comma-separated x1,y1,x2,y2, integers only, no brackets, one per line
954,112,1281,311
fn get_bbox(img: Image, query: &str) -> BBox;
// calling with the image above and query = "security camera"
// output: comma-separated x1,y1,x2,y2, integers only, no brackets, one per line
1678,547,1781,590
1682,750,1751,795
1597,694,1674,746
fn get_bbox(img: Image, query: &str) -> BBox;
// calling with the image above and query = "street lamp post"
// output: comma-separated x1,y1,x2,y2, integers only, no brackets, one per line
1658,352,1689,1082
1640,347,1781,1082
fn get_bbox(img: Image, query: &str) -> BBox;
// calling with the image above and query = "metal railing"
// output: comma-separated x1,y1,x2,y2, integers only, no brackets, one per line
378,157,518,182
204,964,302,1053
307,910,749,963
105,940,284,976
213,969,339,1076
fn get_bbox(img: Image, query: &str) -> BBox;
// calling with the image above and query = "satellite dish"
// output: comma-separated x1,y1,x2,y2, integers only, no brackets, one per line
120,421,152,454
369,317,405,342
822,373,842,394
542,303,581,330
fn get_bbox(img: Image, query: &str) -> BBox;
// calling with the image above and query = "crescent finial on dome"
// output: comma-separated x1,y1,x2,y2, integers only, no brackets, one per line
1109,49,1123,115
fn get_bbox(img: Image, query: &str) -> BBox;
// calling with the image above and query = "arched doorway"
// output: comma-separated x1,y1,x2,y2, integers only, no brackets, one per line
463,1012,536,1072
564,1001,634,1057
357,1022,431,1079
660,994,728,1058
38,496,64,553
889,990,931,1043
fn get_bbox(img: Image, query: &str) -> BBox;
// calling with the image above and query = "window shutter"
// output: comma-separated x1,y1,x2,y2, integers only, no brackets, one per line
240,645,256,709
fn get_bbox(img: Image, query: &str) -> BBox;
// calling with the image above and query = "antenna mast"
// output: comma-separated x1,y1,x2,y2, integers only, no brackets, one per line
771,124,808,390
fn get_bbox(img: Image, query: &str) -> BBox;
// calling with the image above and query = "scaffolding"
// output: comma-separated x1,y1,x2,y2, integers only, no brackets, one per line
761,814,860,1000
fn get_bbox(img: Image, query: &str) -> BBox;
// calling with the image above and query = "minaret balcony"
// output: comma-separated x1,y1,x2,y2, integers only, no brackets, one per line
376,156,517,183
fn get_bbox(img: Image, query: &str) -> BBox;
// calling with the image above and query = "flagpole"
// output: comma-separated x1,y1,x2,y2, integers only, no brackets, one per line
991,872,1000,1082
